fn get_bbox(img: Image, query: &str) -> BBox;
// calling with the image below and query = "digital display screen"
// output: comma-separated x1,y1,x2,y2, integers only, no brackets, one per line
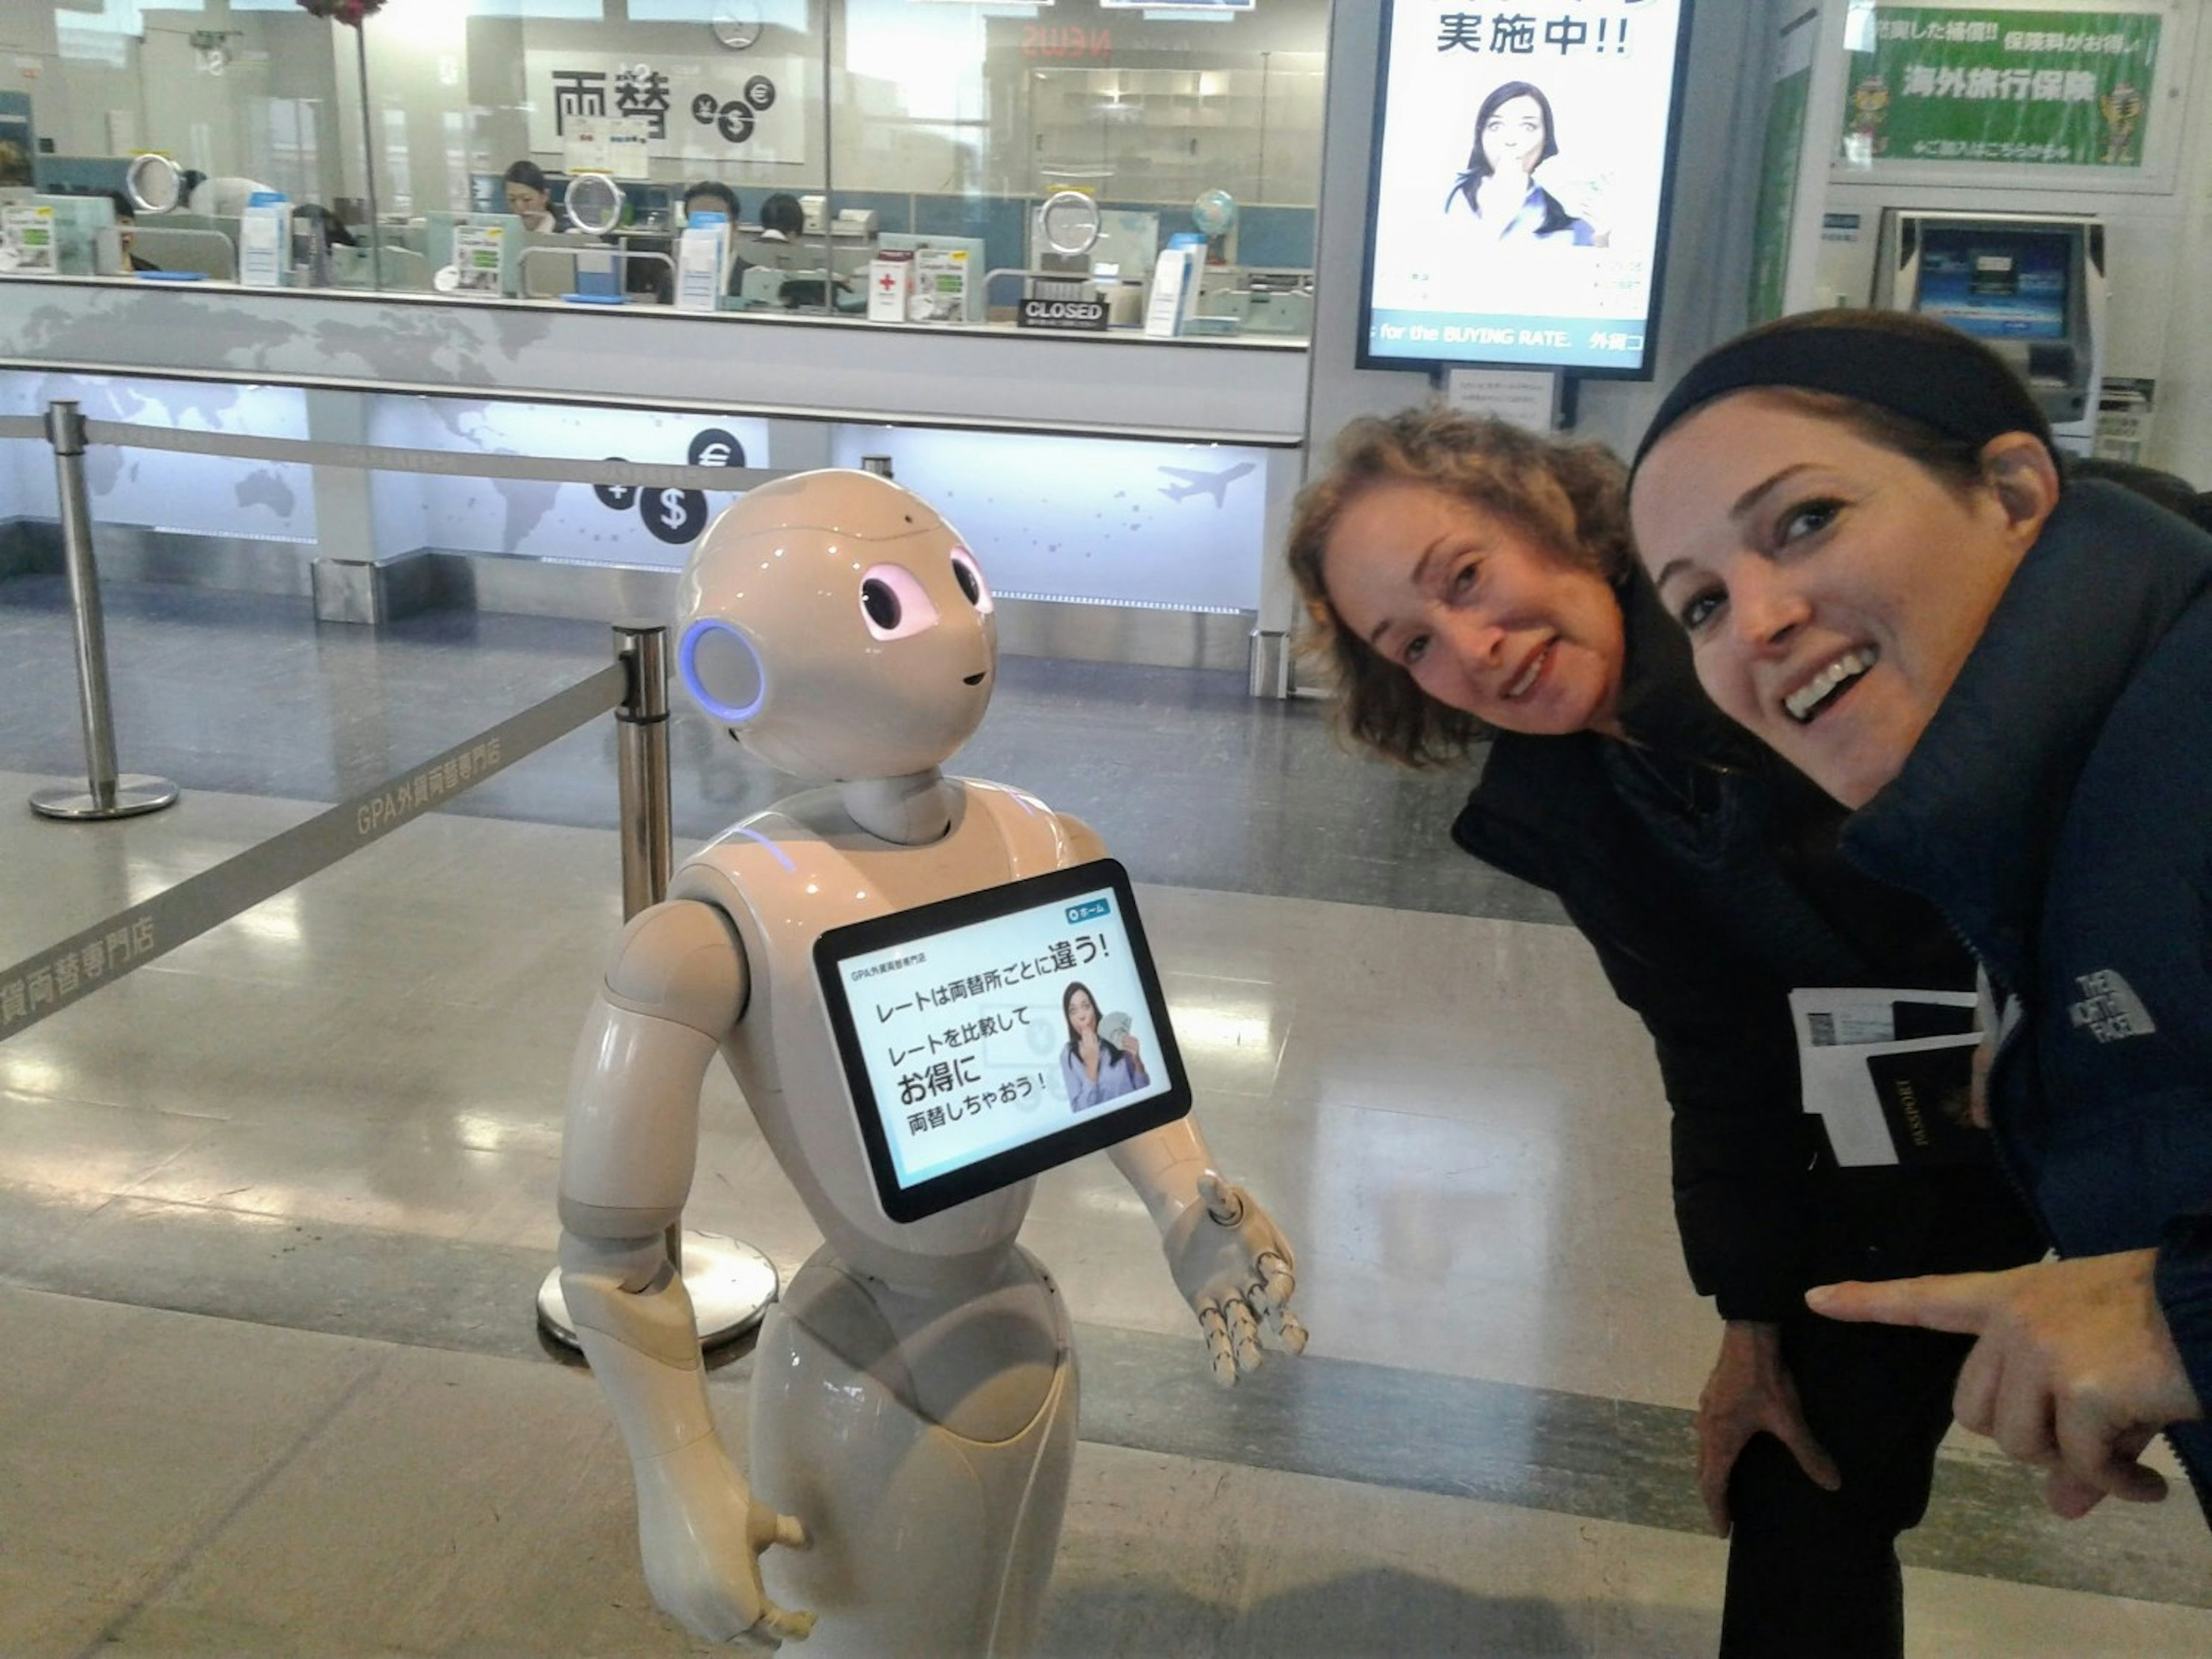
816,860,1190,1223
1361,0,1692,376
1912,226,2072,342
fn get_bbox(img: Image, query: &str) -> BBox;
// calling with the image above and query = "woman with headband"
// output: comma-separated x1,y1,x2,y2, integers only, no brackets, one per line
1287,404,2041,1654
1631,308,2212,1522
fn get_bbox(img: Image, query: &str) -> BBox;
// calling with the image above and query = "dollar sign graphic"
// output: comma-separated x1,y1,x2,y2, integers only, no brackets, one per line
660,490,686,529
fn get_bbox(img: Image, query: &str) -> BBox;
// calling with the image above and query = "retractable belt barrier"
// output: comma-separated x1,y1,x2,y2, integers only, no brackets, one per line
3,393,735,826
67,419,786,493
0,412,783,490
0,397,736,1334
0,661,628,1043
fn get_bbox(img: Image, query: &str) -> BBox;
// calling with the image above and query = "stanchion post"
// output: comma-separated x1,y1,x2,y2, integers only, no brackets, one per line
618,624,675,1282
29,402,179,823
537,623,780,1351
355,27,384,291
613,623,672,919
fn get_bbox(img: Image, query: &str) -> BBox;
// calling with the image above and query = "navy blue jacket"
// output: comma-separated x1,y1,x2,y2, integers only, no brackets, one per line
1843,480,2212,1488
1457,570,2037,1320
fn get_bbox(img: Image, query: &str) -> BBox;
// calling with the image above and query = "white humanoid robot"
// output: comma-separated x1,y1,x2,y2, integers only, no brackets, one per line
558,468,1307,1654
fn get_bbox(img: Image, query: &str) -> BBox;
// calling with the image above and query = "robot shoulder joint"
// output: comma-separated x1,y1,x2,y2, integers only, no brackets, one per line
603,898,748,1036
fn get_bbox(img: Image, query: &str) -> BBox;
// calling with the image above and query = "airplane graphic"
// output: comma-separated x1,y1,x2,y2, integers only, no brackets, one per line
1157,461,1256,506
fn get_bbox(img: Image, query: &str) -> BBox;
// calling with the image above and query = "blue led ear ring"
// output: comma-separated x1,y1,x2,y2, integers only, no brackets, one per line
680,618,767,722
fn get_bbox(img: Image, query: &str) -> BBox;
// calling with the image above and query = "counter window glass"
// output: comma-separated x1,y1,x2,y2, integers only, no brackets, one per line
4,0,1326,344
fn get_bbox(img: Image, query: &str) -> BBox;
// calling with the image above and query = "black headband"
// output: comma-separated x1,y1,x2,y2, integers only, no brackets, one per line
1630,321,2056,479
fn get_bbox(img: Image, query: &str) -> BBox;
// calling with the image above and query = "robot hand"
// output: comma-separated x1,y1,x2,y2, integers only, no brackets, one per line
1161,1172,1309,1387
632,1434,817,1649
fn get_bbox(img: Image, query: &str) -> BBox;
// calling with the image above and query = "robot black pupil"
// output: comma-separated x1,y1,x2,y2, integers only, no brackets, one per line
861,578,901,630
952,560,980,605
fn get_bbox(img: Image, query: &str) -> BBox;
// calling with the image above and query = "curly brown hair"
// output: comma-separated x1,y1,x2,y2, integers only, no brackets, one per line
1285,404,1633,768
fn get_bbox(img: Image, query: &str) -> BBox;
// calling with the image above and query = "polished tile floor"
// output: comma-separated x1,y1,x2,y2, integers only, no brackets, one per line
1,578,2207,1657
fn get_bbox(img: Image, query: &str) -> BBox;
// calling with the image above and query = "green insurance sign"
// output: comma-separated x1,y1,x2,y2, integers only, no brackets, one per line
1844,8,2161,166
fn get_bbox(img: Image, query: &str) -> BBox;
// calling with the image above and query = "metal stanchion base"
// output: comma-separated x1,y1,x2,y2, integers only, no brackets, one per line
537,1231,781,1352
30,775,180,821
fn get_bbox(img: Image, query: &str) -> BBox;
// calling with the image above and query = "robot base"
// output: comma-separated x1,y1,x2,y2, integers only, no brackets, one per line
536,1231,780,1351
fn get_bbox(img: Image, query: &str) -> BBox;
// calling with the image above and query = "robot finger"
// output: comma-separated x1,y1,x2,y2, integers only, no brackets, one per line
1275,1310,1310,1354
1253,1255,1296,1317
755,1603,819,1645
1196,1300,1238,1387
1224,1295,1266,1375
774,1513,809,1551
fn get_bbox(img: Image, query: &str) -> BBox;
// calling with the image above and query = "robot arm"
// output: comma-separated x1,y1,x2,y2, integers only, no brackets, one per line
1054,816,1309,1385
1109,1120,1308,1386
558,898,815,1648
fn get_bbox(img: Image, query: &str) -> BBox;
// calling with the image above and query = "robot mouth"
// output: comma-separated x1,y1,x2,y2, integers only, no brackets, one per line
963,671,987,685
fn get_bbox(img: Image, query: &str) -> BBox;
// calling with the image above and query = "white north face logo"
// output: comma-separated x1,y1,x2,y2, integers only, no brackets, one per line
2068,970,2157,1043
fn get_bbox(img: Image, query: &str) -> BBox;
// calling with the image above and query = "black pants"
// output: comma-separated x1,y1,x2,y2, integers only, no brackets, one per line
1717,1165,2047,1658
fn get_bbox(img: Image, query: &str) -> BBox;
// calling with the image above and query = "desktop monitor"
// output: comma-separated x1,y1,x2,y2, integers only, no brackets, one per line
622,181,672,232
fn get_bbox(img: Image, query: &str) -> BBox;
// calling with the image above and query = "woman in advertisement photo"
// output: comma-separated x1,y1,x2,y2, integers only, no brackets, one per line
1444,80,1604,248
1061,980,1149,1112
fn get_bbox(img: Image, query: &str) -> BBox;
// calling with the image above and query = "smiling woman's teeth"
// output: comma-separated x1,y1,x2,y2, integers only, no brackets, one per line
1785,647,1878,723
1505,642,1549,698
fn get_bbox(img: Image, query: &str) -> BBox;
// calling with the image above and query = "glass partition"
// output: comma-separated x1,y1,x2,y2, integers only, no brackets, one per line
5,0,1327,342
14,0,354,285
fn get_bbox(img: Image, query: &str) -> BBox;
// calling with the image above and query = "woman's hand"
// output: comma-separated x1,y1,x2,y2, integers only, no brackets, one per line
1808,1251,2202,1516
1696,1320,1840,1536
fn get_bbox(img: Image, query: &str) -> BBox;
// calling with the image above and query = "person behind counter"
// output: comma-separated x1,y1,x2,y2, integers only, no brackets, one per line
102,191,158,272
1629,308,2212,1523
502,160,559,233
1286,404,2044,1656
681,180,755,296
757,191,805,242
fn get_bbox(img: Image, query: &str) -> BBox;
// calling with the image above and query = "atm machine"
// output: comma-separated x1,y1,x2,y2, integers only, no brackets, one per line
1870,209,2107,453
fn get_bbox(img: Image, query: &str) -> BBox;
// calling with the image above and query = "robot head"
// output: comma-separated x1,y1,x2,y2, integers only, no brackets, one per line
676,469,997,781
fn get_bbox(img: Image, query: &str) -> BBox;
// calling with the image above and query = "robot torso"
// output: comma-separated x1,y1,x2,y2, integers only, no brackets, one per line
671,778,1088,1289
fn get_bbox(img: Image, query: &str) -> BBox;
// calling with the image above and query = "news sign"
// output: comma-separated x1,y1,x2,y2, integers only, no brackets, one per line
1361,0,1692,376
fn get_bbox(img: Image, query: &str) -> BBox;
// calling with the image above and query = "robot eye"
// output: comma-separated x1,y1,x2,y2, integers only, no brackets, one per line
857,563,940,641
949,547,993,612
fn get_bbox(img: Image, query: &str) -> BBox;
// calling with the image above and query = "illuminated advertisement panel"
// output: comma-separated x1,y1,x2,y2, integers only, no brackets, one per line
1361,0,1695,376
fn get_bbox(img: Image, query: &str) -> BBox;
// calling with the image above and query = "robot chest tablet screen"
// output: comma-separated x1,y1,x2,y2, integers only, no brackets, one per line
816,858,1192,1224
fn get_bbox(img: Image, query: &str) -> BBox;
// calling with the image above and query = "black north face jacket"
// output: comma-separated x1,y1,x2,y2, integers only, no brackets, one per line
1453,568,2039,1320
